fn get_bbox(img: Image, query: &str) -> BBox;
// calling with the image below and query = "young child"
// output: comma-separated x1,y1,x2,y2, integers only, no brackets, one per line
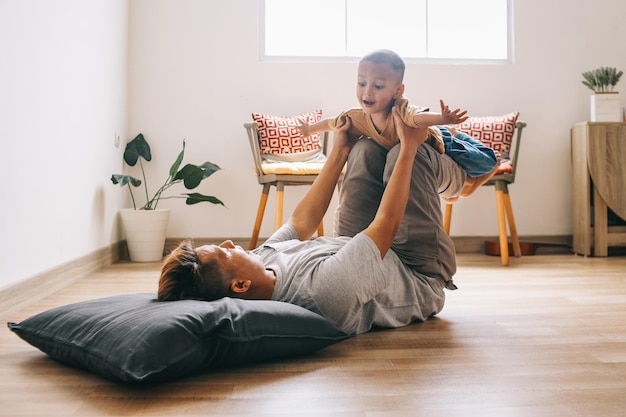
298,49,499,200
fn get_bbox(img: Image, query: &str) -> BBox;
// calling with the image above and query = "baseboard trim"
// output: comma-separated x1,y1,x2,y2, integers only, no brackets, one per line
164,235,573,255
0,242,121,320
452,235,572,254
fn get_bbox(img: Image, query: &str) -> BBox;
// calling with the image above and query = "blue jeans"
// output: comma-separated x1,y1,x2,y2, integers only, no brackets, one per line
439,126,498,177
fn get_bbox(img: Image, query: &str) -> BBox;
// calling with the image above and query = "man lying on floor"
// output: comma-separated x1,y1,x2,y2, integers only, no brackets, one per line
158,108,468,336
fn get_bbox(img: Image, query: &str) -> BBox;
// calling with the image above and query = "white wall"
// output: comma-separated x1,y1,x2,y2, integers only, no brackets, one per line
1,0,625,290
128,0,626,243
0,0,128,288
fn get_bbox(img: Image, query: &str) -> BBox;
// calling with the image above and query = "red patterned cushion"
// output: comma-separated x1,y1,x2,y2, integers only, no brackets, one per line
252,110,323,157
456,112,519,154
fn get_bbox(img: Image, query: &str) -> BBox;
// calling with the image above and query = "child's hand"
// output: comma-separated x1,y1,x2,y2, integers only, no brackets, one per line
296,118,311,137
439,100,469,125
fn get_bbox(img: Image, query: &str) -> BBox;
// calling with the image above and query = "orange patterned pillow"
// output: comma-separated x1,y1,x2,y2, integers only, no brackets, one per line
252,110,323,160
456,112,519,155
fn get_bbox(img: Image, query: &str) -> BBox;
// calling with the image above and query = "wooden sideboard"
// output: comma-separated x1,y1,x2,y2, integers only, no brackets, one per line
571,122,626,256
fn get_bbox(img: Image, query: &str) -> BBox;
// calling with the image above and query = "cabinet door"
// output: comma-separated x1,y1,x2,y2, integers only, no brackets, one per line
587,124,626,220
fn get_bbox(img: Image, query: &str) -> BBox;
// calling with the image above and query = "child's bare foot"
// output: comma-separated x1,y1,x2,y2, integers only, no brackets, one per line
459,151,502,198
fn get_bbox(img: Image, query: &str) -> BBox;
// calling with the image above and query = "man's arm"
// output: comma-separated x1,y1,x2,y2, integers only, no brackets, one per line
362,107,429,258
288,118,355,241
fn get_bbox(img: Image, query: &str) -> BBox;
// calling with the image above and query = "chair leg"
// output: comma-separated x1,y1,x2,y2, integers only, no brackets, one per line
317,222,324,237
250,184,271,250
274,182,284,230
503,191,522,257
443,203,453,234
495,188,509,266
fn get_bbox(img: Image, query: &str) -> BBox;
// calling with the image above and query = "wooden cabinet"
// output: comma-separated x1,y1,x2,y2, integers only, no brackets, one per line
571,122,626,256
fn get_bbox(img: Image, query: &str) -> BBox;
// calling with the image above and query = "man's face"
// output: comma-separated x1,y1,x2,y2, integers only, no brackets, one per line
194,240,266,285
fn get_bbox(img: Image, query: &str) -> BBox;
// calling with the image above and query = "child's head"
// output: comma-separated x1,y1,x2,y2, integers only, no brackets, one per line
361,49,405,81
357,50,406,115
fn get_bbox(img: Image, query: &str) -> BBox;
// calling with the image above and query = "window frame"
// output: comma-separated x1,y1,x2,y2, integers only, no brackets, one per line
259,0,514,65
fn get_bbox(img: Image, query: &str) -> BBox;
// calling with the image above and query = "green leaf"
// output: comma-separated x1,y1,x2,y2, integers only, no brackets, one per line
174,164,205,189
169,140,185,179
111,174,141,187
198,161,221,179
123,133,151,166
184,193,225,206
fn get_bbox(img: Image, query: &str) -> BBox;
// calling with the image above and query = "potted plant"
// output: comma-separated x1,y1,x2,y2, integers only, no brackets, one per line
111,133,224,262
582,66,623,122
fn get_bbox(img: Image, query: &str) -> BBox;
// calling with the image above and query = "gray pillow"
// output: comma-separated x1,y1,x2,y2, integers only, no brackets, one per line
7,293,348,384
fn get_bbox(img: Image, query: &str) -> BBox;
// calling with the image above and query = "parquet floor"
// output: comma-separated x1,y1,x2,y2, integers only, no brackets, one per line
1,253,625,416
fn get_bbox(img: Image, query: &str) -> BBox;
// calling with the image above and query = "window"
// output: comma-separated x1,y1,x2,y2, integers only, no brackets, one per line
262,0,511,63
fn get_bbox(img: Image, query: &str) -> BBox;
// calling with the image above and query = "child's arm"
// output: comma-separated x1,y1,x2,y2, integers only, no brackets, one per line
297,117,333,137
412,99,469,127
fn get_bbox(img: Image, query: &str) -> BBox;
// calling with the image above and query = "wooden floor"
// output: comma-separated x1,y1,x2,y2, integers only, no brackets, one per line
1,253,625,417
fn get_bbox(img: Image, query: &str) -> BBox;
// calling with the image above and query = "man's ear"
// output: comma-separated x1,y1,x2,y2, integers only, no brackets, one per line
230,278,251,294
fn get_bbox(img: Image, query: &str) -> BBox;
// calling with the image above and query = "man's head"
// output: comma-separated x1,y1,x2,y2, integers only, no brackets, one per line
158,240,275,302
357,49,406,115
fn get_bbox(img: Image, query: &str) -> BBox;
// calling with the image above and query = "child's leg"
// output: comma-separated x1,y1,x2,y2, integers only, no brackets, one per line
441,126,498,177
444,151,502,202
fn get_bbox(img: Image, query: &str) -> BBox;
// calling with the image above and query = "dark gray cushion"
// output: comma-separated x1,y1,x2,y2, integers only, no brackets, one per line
8,293,348,384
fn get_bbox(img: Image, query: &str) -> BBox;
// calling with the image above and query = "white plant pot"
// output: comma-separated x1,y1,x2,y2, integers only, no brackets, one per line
119,208,170,262
590,92,621,122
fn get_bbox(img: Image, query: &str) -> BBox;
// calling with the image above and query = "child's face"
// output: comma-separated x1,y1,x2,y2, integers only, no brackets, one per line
356,60,404,116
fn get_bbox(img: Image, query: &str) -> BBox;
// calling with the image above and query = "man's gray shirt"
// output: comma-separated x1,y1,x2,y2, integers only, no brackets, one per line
254,224,445,335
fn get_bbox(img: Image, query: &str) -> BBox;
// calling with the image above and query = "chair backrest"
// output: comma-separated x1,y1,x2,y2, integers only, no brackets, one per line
457,113,525,181
509,121,526,180
244,122,265,178
243,122,330,180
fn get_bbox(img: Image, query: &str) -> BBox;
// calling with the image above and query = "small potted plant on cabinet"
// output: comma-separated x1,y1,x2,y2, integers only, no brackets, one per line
582,66,623,122
111,133,224,262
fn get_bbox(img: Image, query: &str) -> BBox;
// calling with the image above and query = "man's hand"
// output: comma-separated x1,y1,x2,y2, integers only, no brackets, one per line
331,116,358,159
439,100,469,125
393,106,428,152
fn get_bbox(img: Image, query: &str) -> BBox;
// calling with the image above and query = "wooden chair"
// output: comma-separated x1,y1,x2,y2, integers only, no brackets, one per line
443,119,527,266
244,122,331,249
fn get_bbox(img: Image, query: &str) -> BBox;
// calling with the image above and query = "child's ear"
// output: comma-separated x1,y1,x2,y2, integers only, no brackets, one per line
394,83,405,99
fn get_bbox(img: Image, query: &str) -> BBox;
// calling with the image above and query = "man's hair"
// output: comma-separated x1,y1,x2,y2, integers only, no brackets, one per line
158,240,231,301
361,49,406,81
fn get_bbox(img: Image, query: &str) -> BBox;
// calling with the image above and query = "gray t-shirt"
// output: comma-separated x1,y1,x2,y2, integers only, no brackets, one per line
254,224,446,335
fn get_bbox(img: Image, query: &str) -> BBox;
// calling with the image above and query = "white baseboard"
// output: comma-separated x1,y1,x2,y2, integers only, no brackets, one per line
0,243,121,320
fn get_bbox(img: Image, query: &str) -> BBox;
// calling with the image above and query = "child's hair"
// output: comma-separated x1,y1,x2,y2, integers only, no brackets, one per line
361,49,405,81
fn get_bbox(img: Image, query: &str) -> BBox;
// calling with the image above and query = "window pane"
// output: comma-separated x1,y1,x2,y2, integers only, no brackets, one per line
262,0,510,61
427,0,508,59
264,0,345,56
346,0,427,58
